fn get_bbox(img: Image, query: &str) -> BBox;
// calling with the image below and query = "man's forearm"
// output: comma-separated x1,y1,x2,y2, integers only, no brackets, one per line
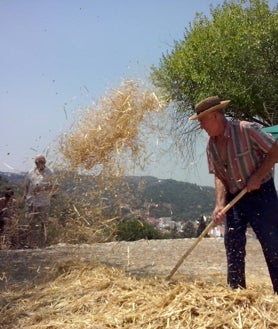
215,176,227,207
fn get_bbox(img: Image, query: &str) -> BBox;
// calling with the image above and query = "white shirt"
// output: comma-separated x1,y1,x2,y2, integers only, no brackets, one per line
25,167,56,207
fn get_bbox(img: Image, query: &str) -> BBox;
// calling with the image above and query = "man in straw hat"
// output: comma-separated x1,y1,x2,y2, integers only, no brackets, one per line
190,96,278,293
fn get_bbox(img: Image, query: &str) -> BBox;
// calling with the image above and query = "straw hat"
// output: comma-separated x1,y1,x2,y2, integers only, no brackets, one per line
189,96,231,120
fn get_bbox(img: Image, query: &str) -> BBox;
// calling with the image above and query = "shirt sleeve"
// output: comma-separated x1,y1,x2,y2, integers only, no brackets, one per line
245,122,276,153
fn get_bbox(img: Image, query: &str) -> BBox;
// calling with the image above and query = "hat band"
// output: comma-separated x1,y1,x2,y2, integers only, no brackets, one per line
196,101,221,115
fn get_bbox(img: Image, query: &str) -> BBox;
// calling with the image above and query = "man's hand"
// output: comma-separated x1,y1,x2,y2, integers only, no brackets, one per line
246,174,261,192
212,206,226,225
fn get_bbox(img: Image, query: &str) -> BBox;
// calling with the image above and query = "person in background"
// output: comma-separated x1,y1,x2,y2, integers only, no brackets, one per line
189,96,278,294
0,188,16,234
196,215,208,237
24,155,58,246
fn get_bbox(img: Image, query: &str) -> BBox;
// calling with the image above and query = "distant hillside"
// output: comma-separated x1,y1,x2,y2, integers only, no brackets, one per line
124,176,215,220
0,171,26,185
0,172,26,196
0,171,215,220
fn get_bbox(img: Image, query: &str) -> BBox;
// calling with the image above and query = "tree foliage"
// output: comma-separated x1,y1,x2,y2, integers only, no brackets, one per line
142,178,214,220
151,0,278,127
182,221,197,238
115,219,163,241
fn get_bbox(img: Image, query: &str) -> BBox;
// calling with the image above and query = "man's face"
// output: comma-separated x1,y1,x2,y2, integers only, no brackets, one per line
198,112,222,137
35,158,46,171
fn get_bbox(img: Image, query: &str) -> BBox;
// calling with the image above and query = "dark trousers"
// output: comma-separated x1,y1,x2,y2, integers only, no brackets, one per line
225,178,278,293
0,219,4,233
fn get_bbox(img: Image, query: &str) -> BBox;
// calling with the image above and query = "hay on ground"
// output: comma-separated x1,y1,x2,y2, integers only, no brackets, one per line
1,260,277,329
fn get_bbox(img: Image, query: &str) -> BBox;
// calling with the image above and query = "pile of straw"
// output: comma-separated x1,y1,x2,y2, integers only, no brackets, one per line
1,260,277,329
60,80,165,174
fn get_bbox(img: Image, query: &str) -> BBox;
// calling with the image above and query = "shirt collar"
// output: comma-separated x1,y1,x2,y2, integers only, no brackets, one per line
223,120,231,138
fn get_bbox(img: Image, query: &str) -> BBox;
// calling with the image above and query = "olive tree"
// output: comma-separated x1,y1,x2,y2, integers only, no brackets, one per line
151,0,278,128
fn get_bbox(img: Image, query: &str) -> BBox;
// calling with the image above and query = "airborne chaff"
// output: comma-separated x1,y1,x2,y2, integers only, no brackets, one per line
60,80,166,174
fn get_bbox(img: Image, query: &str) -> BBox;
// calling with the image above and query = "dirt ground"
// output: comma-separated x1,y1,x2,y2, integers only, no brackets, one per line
0,237,271,291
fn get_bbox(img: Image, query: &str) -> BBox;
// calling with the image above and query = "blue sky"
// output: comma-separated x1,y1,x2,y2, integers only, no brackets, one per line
1,0,277,187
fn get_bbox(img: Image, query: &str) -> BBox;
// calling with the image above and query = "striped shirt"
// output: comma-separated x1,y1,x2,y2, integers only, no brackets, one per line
207,120,276,194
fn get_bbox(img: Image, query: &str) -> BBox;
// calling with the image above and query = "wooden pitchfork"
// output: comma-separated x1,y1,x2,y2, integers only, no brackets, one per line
166,187,247,281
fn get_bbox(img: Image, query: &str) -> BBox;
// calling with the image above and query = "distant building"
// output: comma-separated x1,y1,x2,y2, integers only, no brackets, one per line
157,217,174,230
209,225,257,238
209,225,225,237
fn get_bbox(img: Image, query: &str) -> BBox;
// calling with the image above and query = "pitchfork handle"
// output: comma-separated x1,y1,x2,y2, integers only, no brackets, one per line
165,187,248,281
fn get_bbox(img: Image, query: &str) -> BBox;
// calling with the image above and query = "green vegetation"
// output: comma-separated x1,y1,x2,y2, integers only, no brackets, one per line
182,221,197,238
0,172,214,246
115,219,163,241
142,178,214,220
151,0,278,126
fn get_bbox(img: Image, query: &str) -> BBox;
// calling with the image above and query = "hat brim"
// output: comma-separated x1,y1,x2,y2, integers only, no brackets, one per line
189,100,231,120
